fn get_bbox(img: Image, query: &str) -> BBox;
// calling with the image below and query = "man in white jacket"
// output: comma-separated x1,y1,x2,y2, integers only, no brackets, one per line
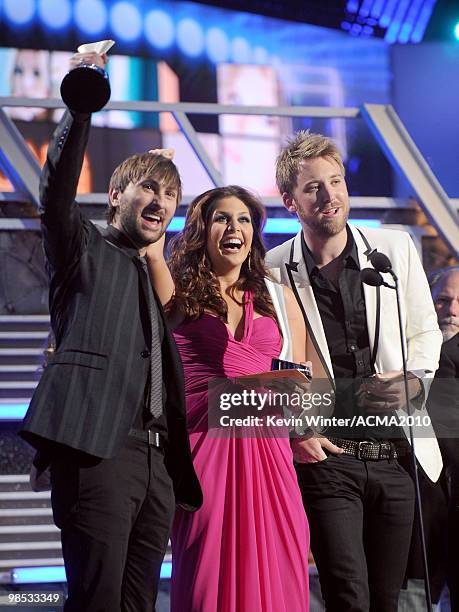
266,130,442,612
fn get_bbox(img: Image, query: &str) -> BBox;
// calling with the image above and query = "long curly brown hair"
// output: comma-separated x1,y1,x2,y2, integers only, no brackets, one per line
167,185,278,323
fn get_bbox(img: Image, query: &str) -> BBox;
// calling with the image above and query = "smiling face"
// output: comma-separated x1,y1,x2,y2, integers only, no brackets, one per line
109,176,178,250
283,155,349,241
206,196,253,275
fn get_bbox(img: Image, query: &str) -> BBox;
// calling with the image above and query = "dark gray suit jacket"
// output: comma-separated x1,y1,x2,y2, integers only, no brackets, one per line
20,110,202,511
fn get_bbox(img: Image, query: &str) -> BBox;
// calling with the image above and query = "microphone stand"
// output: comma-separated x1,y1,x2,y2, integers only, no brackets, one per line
387,268,432,611
365,262,433,611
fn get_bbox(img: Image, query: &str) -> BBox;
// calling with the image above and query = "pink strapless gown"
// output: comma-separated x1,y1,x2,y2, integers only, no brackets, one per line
171,296,310,612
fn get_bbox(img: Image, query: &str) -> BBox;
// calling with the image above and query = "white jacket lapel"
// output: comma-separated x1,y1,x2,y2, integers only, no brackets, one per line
351,226,379,370
287,232,335,380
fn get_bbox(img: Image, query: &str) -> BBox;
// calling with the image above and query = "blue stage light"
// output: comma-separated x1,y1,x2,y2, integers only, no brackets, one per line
379,0,398,28
167,217,186,232
346,0,360,13
358,0,373,19
12,566,66,584
110,1,142,42
206,27,230,63
3,0,35,25
371,0,386,19
455,21,459,41
398,21,412,43
144,9,175,50
38,0,71,30
264,218,302,234
11,562,173,583
411,0,437,43
0,403,29,420
253,46,269,64
176,18,205,57
397,0,424,42
231,36,251,63
166,217,381,235
74,0,107,35
384,0,410,43
160,562,172,579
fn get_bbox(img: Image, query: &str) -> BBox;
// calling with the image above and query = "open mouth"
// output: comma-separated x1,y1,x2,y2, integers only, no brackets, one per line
321,207,340,217
141,211,163,229
220,238,243,253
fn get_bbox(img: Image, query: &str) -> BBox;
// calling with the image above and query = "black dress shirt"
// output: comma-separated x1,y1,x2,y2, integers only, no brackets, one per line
301,227,372,380
301,228,393,439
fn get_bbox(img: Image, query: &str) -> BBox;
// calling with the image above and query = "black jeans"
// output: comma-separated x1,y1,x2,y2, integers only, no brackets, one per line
50,436,175,612
296,453,415,612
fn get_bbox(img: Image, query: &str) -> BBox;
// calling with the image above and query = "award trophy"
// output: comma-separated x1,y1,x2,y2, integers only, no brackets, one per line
60,40,114,113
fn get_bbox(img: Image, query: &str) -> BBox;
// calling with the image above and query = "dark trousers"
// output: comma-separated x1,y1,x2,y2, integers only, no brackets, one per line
398,456,448,604
448,505,459,611
50,436,175,612
296,454,415,612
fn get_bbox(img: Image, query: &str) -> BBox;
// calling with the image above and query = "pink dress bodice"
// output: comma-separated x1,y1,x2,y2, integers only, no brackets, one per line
171,293,309,612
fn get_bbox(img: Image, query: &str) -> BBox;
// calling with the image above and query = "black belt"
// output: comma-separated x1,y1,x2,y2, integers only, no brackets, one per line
128,428,167,449
328,437,408,461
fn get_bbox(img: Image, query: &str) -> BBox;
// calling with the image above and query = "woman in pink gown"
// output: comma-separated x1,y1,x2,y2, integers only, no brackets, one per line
147,185,310,612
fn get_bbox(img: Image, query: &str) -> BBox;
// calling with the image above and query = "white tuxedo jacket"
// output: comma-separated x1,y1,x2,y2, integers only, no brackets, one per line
266,225,443,481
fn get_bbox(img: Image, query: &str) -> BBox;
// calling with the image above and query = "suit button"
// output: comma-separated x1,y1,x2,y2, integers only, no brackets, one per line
141,350,150,358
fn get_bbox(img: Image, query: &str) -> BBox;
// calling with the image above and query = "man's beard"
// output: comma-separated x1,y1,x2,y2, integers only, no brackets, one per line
298,208,348,237
439,317,459,342
119,206,165,248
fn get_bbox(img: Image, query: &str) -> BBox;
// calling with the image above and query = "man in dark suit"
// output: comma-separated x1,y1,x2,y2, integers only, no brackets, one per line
20,51,202,611
429,266,459,610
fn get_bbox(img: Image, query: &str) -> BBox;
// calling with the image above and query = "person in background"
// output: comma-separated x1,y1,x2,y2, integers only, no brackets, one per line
428,266,459,611
8,49,51,122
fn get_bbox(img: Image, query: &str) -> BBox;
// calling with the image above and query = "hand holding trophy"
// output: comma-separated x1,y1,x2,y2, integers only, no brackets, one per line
60,39,115,113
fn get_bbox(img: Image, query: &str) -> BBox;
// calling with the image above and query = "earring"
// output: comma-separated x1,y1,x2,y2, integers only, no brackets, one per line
247,251,252,271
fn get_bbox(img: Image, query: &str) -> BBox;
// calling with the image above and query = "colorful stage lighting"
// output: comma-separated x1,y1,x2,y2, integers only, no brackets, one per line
231,36,251,63
144,9,175,50
3,0,35,25
206,27,230,63
38,0,71,30
74,0,107,35
11,562,173,583
176,18,205,57
109,1,142,42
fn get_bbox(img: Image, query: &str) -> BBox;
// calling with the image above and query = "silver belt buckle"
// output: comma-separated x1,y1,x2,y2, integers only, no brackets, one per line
148,430,160,447
357,440,371,460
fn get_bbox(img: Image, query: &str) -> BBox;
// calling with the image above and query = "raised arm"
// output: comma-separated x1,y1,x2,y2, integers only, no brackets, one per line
145,236,184,328
40,52,107,272
145,235,175,306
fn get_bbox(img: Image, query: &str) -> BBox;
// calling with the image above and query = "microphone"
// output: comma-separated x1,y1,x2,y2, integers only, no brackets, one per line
368,251,397,280
360,267,393,289
360,267,384,287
